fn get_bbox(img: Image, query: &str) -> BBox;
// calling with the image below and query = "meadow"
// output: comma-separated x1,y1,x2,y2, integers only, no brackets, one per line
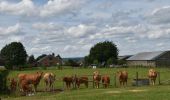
2,67,170,100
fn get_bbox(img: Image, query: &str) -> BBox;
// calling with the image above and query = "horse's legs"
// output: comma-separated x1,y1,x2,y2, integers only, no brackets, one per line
34,84,37,93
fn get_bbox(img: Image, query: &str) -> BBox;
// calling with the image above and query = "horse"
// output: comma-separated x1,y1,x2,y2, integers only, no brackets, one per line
18,72,43,93
43,72,56,91
102,75,110,88
117,70,128,87
74,76,88,88
63,76,74,89
93,71,101,88
148,69,157,85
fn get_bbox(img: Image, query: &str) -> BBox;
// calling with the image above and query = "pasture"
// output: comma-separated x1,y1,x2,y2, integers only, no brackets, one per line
2,67,170,100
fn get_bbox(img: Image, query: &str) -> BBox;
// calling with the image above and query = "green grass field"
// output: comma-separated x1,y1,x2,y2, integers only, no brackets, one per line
2,67,170,100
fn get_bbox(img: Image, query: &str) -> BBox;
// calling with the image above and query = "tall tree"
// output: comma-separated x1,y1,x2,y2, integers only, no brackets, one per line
36,54,47,61
28,55,35,64
0,42,27,69
87,41,118,66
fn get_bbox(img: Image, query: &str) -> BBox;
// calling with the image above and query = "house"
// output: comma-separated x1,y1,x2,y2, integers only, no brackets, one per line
127,51,170,67
37,53,62,67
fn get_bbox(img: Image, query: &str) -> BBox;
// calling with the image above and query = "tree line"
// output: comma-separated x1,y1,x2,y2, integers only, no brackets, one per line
0,41,119,69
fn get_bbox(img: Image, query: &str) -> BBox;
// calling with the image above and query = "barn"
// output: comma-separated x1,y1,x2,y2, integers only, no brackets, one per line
37,54,62,67
127,51,170,67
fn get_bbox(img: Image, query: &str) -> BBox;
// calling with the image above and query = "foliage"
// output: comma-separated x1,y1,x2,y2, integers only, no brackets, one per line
0,42,27,69
0,70,9,94
27,55,37,67
28,55,35,64
36,54,47,61
86,41,118,67
64,59,79,67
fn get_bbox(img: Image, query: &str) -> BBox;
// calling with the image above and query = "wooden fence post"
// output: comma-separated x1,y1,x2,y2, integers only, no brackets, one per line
158,72,161,85
114,73,117,87
74,74,77,89
136,72,138,86
93,75,95,88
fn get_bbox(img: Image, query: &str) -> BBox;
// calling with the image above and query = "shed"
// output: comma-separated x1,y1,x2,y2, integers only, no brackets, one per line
127,51,170,67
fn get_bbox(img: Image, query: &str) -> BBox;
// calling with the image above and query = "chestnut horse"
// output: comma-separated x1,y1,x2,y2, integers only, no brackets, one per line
18,72,43,93
75,76,88,88
63,76,74,89
148,69,157,85
117,70,128,87
93,71,101,88
43,72,56,91
102,75,110,88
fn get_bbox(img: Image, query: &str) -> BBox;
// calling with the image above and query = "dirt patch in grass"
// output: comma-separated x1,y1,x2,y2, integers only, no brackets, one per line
128,89,147,93
105,91,122,94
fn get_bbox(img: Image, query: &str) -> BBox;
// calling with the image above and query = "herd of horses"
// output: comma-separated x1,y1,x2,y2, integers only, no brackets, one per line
8,69,157,96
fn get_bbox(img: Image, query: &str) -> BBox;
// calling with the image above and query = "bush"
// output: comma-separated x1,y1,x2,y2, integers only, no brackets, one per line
0,69,9,94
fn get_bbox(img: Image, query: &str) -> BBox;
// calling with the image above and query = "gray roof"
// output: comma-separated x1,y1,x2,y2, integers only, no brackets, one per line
118,55,132,60
127,51,167,61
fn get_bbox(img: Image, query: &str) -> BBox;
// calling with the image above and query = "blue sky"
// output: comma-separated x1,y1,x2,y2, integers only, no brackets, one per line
1,0,170,57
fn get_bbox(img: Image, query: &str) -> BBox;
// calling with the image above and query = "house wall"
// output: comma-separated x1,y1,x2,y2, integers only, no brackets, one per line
39,56,62,67
155,51,170,67
127,60,156,67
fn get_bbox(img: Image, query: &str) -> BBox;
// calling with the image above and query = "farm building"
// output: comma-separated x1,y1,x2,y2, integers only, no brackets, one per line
37,54,62,67
127,51,170,67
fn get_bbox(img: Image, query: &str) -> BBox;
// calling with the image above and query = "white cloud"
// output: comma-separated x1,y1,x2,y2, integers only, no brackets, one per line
0,23,22,36
32,22,63,31
0,0,36,16
67,24,96,38
40,0,85,17
146,6,170,24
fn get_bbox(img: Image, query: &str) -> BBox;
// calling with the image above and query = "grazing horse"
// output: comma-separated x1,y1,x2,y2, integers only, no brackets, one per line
75,76,88,88
63,76,74,89
18,72,43,93
8,78,17,92
20,79,33,95
43,72,56,91
148,69,157,85
102,75,110,88
117,70,128,87
93,71,101,88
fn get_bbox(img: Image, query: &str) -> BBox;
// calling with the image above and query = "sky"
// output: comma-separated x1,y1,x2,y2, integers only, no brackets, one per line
0,0,170,58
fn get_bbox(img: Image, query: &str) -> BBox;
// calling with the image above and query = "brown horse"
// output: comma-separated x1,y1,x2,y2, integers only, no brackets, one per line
18,72,43,93
8,78,17,92
43,72,56,91
63,76,74,89
148,69,157,85
117,70,128,87
75,76,88,88
102,75,110,88
93,71,101,88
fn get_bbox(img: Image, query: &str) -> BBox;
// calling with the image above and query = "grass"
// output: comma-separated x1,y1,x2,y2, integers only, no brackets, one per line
2,67,170,100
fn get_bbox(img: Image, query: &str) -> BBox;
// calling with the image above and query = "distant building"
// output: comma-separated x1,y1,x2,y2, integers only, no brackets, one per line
127,51,170,67
37,53,62,67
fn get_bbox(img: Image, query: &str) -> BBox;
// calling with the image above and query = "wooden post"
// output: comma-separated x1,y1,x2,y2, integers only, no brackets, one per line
74,74,77,89
136,72,138,86
114,73,117,87
93,75,94,88
158,72,161,85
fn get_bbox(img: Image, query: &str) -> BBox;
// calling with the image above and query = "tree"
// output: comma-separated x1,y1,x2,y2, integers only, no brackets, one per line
0,42,27,69
87,41,118,67
36,54,47,61
65,59,79,67
28,55,36,67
